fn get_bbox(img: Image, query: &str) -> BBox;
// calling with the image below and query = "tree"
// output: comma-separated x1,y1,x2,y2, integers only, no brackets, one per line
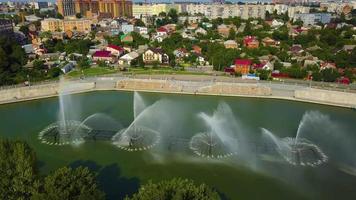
0,139,38,200
228,28,236,40
135,19,145,27
320,68,340,82
33,59,45,70
77,57,91,69
56,13,64,19
168,9,178,24
75,13,82,19
125,178,221,200
47,67,62,78
32,167,105,200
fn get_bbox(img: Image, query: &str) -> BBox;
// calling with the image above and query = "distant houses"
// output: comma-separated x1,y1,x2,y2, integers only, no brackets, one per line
143,48,169,65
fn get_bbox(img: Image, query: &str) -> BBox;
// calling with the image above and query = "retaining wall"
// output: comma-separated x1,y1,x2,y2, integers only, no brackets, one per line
295,88,356,106
0,82,95,103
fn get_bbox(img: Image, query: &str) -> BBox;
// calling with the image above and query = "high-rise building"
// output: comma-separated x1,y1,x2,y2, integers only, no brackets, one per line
132,3,181,18
57,0,132,18
57,0,76,16
97,0,133,18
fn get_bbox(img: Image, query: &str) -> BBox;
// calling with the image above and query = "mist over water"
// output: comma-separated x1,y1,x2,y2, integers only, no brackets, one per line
35,81,356,199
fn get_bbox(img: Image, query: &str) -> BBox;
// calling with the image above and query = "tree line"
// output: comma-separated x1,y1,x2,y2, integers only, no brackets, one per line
0,138,221,200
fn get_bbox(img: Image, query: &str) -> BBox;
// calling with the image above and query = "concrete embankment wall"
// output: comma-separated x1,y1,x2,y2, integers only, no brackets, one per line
116,79,272,96
198,83,271,96
0,82,95,103
295,88,356,107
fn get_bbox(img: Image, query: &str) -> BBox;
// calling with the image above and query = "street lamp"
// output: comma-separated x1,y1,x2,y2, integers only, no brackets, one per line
27,74,30,86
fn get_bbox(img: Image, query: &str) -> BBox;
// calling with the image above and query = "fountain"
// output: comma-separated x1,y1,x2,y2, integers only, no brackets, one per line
261,112,328,167
190,102,239,158
39,78,91,145
112,92,161,151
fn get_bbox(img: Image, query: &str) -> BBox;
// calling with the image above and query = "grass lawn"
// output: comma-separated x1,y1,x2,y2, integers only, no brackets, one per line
124,67,208,75
66,67,118,78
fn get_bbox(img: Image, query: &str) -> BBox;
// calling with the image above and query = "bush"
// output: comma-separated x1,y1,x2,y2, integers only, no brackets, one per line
0,139,37,200
125,178,221,200
32,167,105,200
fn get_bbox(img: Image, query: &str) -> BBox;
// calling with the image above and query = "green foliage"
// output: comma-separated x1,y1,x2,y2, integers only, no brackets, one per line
125,178,221,200
47,67,63,78
32,167,105,200
64,39,93,55
135,19,145,27
281,65,307,79
56,13,64,19
33,59,45,70
77,57,91,69
257,69,271,80
228,28,236,40
0,139,37,200
75,13,82,19
0,36,28,85
97,60,110,68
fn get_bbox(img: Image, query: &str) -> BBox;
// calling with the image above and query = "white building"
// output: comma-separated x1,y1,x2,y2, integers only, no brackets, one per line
288,6,310,20
186,4,266,20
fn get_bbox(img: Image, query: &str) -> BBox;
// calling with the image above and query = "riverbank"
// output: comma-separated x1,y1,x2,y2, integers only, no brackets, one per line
0,75,355,108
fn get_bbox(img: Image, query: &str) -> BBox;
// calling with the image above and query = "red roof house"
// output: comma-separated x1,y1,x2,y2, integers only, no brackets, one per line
93,51,115,63
243,36,259,49
106,44,125,56
234,59,252,75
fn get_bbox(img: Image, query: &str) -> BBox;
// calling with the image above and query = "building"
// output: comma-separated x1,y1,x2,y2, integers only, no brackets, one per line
288,6,310,20
58,0,132,18
186,4,266,20
92,50,115,63
41,18,92,33
132,3,181,18
97,0,133,18
294,13,332,26
224,40,238,49
217,24,236,38
234,59,252,75
143,48,169,64
57,0,76,16
119,51,139,65
244,36,259,49
120,33,133,43
106,44,125,56
0,19,13,36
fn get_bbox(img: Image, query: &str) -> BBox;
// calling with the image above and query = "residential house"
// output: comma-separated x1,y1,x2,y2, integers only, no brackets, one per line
134,26,148,35
320,62,337,70
253,61,274,71
61,62,75,74
174,48,189,60
119,51,140,65
243,36,259,49
120,34,133,43
262,37,278,47
234,59,252,75
271,19,284,28
187,23,199,30
192,45,202,54
343,45,356,53
290,44,304,56
195,27,207,36
106,44,125,57
156,27,169,36
217,24,236,38
92,50,116,63
143,48,169,64
224,40,238,49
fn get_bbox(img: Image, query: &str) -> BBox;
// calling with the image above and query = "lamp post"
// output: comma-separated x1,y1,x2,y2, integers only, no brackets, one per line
27,74,30,86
